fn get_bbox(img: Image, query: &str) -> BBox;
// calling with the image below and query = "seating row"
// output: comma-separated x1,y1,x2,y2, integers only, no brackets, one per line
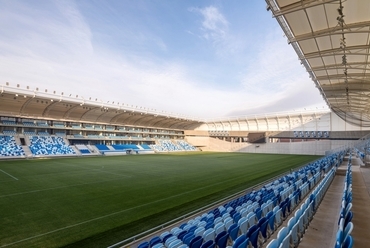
335,156,353,248
136,152,344,248
150,140,196,152
0,135,25,157
29,136,75,156
266,162,337,248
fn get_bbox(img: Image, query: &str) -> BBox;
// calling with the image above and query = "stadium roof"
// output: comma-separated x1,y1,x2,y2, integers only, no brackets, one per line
266,0,370,126
0,85,202,130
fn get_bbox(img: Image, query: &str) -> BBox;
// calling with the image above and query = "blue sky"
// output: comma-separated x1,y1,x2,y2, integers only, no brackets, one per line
0,0,327,119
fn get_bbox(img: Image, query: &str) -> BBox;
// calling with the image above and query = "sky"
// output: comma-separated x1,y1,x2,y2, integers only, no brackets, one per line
0,0,328,119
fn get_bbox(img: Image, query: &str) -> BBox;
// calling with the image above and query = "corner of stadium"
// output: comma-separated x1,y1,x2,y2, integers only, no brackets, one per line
0,0,369,247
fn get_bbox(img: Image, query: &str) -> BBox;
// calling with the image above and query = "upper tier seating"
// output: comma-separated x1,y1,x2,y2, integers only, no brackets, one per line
3,130,17,135
22,121,36,127
0,135,25,157
2,120,16,125
53,123,65,128
29,136,75,156
37,122,49,127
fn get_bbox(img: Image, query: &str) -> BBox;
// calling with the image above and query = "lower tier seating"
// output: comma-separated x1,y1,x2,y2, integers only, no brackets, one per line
0,135,25,157
29,136,75,156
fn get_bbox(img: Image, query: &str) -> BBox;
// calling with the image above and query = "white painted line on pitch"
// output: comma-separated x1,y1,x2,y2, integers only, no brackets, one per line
62,163,132,178
1,176,242,247
0,169,18,181
0,176,131,199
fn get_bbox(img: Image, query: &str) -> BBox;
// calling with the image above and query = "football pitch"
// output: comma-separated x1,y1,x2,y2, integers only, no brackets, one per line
0,152,321,248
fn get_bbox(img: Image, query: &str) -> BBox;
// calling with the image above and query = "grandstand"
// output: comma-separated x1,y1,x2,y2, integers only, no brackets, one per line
0,0,369,247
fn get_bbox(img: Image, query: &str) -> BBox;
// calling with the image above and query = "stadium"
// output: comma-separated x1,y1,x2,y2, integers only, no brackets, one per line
0,0,369,248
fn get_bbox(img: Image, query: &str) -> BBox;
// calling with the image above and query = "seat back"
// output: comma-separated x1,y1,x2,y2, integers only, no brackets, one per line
216,232,229,248
342,235,353,248
228,223,239,242
266,239,279,248
277,227,288,244
233,234,246,248
203,228,215,242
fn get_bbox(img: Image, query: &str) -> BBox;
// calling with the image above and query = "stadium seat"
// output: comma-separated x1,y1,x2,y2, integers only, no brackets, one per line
200,240,214,248
189,236,203,248
266,239,279,248
228,223,239,243
215,231,228,248
246,225,260,248
342,235,353,248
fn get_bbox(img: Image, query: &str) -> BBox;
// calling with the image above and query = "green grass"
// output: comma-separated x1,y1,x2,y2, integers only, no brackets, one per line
0,152,321,248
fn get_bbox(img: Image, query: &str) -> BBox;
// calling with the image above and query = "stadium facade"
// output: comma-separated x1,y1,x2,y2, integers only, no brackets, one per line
0,83,368,157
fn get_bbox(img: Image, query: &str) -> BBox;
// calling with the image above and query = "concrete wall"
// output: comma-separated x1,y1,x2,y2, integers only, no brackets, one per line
186,136,358,155
236,140,357,155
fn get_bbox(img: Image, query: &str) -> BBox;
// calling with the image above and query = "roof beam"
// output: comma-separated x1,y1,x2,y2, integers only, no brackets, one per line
268,0,338,18
302,45,370,59
310,62,370,71
290,21,370,43
316,73,370,80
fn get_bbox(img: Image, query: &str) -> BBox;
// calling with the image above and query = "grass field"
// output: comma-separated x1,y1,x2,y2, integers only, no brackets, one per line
0,152,321,248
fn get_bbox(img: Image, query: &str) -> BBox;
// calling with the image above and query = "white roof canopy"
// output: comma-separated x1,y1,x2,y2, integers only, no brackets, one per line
266,0,370,126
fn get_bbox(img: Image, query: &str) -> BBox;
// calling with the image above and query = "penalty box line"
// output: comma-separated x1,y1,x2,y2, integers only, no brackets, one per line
0,169,18,181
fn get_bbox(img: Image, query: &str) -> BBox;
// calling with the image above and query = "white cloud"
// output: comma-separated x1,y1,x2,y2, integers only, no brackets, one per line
0,1,327,120
189,6,228,44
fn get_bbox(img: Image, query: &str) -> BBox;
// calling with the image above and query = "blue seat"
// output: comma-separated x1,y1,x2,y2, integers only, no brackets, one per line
258,217,269,240
290,222,299,247
279,232,291,248
215,231,229,248
183,233,195,245
165,237,178,247
177,230,187,241
334,229,343,248
162,233,173,243
202,228,215,243
255,207,262,219
343,222,353,244
149,236,161,247
277,227,288,244
266,239,279,248
138,241,149,248
151,243,164,248
238,217,248,235
233,212,241,224
287,216,296,231
235,238,248,248
344,211,353,227
246,225,260,248
233,234,246,248
168,239,182,248
267,212,275,234
342,235,353,248
228,223,239,242
200,240,215,248
189,236,203,248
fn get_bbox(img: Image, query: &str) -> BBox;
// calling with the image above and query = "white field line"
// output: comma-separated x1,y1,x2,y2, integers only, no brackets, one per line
0,176,130,199
1,176,243,247
52,161,132,178
0,169,18,181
